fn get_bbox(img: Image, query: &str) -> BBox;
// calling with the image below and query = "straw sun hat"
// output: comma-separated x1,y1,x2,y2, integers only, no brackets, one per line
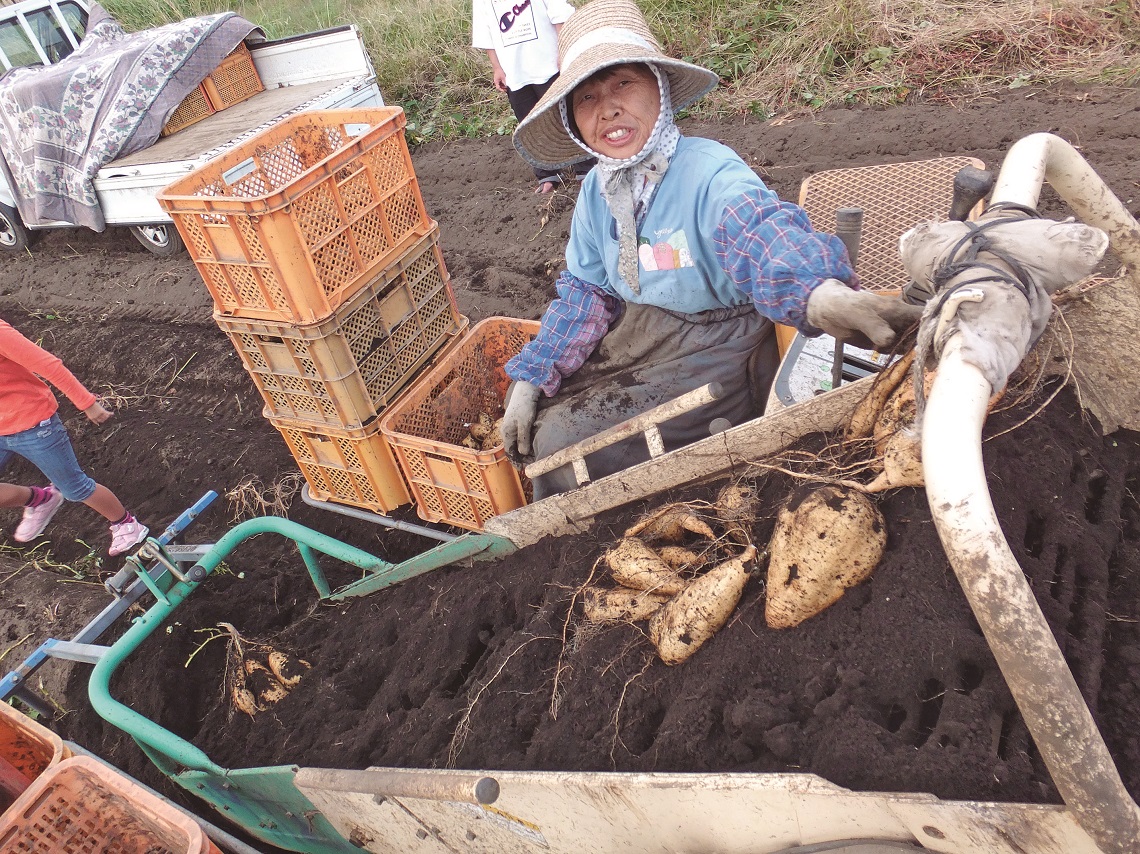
513,0,719,169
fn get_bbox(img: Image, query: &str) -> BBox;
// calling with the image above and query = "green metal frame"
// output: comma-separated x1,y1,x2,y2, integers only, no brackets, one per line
87,515,516,853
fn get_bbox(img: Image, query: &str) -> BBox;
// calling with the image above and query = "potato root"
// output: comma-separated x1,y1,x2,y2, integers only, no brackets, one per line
605,537,689,595
649,546,757,664
583,586,671,623
765,485,887,629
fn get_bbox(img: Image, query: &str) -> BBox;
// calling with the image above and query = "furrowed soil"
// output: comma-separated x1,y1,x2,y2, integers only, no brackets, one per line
1,84,1139,839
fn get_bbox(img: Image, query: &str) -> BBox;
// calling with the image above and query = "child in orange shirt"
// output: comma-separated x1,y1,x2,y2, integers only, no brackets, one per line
0,318,148,556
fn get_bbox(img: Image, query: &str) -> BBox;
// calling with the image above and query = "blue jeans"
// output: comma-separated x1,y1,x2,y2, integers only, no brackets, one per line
0,414,96,502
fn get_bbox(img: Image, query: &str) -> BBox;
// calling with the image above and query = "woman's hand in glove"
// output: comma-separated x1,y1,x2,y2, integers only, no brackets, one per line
501,380,542,467
806,279,924,350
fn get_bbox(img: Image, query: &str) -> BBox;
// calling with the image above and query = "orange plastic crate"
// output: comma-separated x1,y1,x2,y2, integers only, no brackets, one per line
160,83,215,137
270,413,411,513
0,755,219,853
0,701,68,809
380,316,539,531
158,108,433,324
201,42,263,110
217,226,467,429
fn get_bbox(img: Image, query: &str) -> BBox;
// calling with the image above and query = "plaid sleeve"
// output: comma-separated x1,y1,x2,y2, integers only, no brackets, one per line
506,271,618,396
714,188,859,333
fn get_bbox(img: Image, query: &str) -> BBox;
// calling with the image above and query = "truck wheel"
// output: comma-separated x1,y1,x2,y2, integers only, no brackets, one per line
0,203,37,252
129,224,184,257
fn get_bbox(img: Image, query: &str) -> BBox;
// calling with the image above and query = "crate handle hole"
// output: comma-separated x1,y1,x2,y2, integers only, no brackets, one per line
222,158,258,185
343,122,372,138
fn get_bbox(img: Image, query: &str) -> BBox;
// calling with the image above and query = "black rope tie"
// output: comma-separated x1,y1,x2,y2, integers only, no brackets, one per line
929,207,1042,319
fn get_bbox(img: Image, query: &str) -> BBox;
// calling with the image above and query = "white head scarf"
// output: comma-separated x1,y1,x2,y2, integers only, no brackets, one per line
559,64,680,294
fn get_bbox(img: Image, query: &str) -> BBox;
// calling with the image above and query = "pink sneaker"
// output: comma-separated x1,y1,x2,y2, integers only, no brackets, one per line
108,514,148,557
14,486,63,542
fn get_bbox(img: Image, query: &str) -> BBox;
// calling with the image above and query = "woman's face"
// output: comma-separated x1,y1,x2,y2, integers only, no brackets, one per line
571,63,660,159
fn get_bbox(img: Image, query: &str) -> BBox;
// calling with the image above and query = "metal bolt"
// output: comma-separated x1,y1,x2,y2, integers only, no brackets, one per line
222,805,231,811
372,794,386,805
416,829,428,840
466,830,477,841
709,417,732,435
923,825,946,840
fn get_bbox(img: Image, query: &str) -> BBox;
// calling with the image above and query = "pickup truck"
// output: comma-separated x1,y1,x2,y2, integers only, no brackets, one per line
0,0,383,255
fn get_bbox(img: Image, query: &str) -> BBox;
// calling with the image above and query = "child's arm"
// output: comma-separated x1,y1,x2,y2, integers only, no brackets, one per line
83,401,112,424
0,320,98,413
485,49,508,92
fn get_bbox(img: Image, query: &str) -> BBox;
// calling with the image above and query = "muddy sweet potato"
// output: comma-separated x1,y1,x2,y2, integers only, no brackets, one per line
648,546,757,664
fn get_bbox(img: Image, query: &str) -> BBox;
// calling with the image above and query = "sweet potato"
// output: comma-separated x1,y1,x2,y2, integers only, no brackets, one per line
231,683,261,717
605,537,689,595
648,546,757,665
845,351,914,441
765,485,887,629
624,504,716,542
583,586,671,623
656,546,707,573
268,650,311,689
864,428,924,493
245,659,288,706
714,483,758,544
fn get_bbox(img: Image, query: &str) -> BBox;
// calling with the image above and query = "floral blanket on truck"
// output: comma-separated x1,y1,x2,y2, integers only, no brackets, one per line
0,4,258,231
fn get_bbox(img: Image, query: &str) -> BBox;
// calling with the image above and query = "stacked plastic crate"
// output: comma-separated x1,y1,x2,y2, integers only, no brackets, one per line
161,43,264,137
158,108,468,516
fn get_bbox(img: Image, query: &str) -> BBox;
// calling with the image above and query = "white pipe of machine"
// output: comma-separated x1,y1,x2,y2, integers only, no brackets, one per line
923,341,1140,853
923,135,1140,852
991,132,1140,279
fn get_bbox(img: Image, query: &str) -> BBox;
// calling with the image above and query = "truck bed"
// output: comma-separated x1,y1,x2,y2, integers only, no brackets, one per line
109,76,363,169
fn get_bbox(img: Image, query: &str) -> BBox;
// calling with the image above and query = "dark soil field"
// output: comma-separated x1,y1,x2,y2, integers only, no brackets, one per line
0,83,1137,846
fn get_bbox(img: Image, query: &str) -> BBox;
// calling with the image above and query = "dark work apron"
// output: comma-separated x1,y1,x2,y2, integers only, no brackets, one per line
529,302,778,499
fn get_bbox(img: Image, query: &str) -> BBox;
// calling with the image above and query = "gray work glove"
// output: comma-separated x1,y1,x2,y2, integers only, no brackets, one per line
501,380,541,467
806,279,923,351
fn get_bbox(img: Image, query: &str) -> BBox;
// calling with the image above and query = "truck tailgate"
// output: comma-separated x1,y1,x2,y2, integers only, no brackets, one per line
107,75,369,169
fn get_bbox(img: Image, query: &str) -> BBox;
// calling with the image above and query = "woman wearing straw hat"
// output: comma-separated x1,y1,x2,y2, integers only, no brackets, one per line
501,0,921,498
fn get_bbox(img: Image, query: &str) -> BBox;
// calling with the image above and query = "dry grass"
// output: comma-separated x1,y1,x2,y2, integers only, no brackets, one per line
225,473,305,522
664,0,1140,115
105,0,1140,140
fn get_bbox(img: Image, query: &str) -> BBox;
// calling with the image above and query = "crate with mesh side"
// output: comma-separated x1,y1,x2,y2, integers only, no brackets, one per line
217,227,466,429
270,413,411,513
201,42,263,110
0,701,69,811
797,155,986,294
158,107,433,324
0,755,219,853
160,83,214,137
380,316,539,532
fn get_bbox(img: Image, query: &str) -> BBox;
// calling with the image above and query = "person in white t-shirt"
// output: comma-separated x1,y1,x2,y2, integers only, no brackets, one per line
472,0,593,193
